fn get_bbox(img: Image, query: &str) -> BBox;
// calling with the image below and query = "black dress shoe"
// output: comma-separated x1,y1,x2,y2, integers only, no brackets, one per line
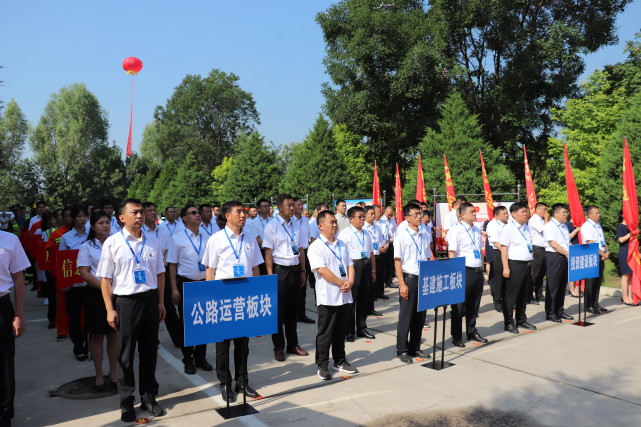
518,321,537,330
452,339,465,348
346,333,355,342
527,299,540,305
195,358,214,371
493,300,503,313
377,294,389,300
298,316,316,324
357,329,375,339
274,349,285,362
595,304,609,312
183,358,196,375
559,312,574,320
47,322,55,329
368,310,383,316
235,382,260,398
410,349,431,358
467,331,488,343
120,397,136,422
221,384,236,403
504,324,519,334
586,306,602,315
140,398,164,417
547,316,562,323
398,352,413,364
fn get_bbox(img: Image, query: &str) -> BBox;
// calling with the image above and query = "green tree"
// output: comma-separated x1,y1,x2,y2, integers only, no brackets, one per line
161,152,212,208
221,132,279,203
333,124,371,197
139,121,164,165
148,159,178,207
211,157,233,204
0,99,29,171
128,164,160,201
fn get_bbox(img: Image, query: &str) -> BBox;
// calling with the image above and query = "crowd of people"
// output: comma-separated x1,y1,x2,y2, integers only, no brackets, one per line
0,193,634,425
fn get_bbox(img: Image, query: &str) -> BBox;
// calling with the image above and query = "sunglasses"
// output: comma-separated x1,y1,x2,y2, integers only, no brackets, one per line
186,210,199,216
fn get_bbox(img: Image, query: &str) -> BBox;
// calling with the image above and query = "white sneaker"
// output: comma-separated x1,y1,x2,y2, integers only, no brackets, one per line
43,298,49,306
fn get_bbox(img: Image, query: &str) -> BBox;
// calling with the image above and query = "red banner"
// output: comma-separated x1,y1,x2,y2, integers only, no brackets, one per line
55,249,83,289
34,240,48,270
443,154,456,210
49,245,59,278
480,150,495,220
564,144,586,239
395,163,404,223
372,161,381,206
523,145,538,215
416,155,427,203
622,138,641,304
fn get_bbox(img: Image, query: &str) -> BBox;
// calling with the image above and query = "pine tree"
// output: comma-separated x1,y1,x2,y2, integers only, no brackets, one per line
161,152,212,208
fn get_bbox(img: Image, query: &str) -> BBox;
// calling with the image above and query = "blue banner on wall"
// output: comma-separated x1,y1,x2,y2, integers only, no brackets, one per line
183,275,278,346
568,243,600,282
418,257,466,311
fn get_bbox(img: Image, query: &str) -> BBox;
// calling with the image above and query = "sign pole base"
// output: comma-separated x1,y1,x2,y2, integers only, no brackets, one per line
215,337,259,419
423,305,454,371
572,320,594,327
572,288,593,327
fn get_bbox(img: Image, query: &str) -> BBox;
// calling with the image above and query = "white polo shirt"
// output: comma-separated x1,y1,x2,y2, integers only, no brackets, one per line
309,217,320,240
199,221,221,239
96,228,165,295
262,215,305,266
110,216,121,235
544,219,570,253
378,216,397,242
167,229,209,281
77,239,103,277
582,219,607,251
0,231,31,296
335,212,350,232
246,215,273,245
393,226,432,275
202,226,263,280
307,236,354,306
293,215,310,249
363,222,384,256
163,221,185,237
337,225,374,261
443,209,459,232
499,220,534,261
528,214,546,247
143,223,173,261
486,218,506,248
447,222,483,268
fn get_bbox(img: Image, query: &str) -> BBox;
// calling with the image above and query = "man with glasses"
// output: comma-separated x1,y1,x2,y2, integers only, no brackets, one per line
247,199,273,276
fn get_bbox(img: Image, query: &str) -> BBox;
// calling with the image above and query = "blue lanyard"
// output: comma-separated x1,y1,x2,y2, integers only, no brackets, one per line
365,225,377,242
259,216,269,230
121,231,146,264
587,220,602,235
200,223,213,236
166,222,177,235
321,237,344,265
461,223,477,247
352,228,365,249
281,221,295,243
553,220,570,245
224,228,244,260
406,228,423,256
184,230,202,256
512,221,531,244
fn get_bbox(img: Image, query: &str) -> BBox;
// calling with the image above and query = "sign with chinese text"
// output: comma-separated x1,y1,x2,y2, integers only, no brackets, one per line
568,243,600,282
34,240,48,269
183,275,278,346
418,257,466,311
55,249,83,288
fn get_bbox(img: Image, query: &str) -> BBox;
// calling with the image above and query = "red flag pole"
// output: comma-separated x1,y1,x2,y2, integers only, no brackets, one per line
564,144,586,240
126,78,134,157
372,161,381,206
480,150,495,220
443,154,456,210
395,163,404,223
622,138,641,304
523,146,538,215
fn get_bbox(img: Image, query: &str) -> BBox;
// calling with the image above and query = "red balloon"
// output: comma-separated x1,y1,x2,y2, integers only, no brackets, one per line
122,57,143,75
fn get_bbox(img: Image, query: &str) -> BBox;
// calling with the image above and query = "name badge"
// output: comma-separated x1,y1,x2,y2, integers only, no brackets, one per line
198,262,206,272
339,265,347,277
291,244,300,255
361,251,368,259
373,242,379,251
473,250,481,259
133,264,146,284
233,265,245,277
527,244,533,253
600,240,606,248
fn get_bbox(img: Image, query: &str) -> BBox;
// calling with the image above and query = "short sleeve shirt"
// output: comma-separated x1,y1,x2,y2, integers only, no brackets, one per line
202,226,263,280
0,231,31,295
337,225,374,260
447,222,483,267
307,237,354,306
393,226,432,275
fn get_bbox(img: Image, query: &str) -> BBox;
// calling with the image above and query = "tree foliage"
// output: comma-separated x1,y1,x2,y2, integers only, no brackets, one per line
160,152,212,208
0,99,28,171
333,124,371,198
211,157,233,204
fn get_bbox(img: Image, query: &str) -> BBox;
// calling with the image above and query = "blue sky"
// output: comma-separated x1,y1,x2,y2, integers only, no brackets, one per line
1,1,639,156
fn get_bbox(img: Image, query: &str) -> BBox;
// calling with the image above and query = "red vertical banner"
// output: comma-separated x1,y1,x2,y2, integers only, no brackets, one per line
394,163,404,224
480,150,495,220
622,138,641,304
443,154,456,210
523,145,538,215
372,161,381,206
55,249,83,288
564,144,586,240
416,155,427,203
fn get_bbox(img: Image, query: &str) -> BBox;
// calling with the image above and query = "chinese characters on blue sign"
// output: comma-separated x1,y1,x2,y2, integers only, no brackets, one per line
418,257,466,311
183,275,278,346
568,243,600,282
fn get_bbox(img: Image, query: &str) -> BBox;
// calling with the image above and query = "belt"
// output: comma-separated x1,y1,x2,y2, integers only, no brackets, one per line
274,263,300,271
177,274,198,283
546,251,566,258
115,289,157,300
465,266,483,272
403,273,419,279
510,259,532,265
0,294,9,301
352,259,370,265
533,245,545,249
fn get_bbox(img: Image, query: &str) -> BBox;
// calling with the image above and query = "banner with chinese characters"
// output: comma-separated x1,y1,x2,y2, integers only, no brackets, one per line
183,275,278,346
568,243,600,282
418,257,466,311
55,249,83,288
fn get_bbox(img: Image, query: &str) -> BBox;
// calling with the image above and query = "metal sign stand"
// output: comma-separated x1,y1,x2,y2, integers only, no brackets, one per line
573,282,593,327
423,305,454,370
215,338,259,419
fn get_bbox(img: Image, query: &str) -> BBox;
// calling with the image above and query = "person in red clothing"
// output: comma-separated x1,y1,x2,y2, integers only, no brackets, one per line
46,207,73,341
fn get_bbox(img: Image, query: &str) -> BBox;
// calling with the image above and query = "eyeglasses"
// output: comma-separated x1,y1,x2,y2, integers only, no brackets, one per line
186,211,199,216
259,205,270,208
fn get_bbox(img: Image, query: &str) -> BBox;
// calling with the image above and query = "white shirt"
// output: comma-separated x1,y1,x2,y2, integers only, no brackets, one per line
378,216,397,242
167,228,209,280
96,229,166,295
262,215,305,266
486,219,507,247
163,221,185,237
202,226,263,280
59,228,89,250
0,231,31,295
443,209,459,232
246,215,273,245
77,239,103,276
199,221,220,239
528,214,546,247
363,222,384,255
447,222,483,267
293,215,310,249
307,236,354,306
499,219,534,261
28,214,41,231
582,219,607,251
109,216,121,235
337,225,374,260
309,217,320,240
544,218,570,253
393,226,432,275
335,213,350,232
143,223,173,261
396,219,408,236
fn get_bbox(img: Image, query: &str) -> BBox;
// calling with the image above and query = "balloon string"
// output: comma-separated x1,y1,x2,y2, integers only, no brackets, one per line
127,77,134,156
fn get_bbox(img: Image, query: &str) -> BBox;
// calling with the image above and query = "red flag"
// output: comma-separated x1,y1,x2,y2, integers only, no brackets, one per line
395,163,404,223
480,150,495,220
372,161,381,206
126,79,134,156
564,144,586,240
416,155,427,203
622,138,641,304
523,146,538,215
443,154,456,210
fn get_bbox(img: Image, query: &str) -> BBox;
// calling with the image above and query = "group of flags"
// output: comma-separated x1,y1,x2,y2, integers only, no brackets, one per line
371,139,641,305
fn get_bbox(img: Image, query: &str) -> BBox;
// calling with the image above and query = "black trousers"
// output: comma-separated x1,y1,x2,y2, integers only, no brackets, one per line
297,252,311,319
271,264,300,351
163,274,182,348
216,337,249,386
176,276,206,361
64,286,88,356
385,243,395,285
545,253,568,318
45,272,56,325
530,246,547,300
396,274,426,354
375,251,386,297
451,268,484,340
114,290,160,404
315,304,348,366
585,260,605,308
348,260,370,334
486,247,495,289
491,250,505,303
0,295,16,424
503,260,531,326
258,248,267,276
368,255,383,311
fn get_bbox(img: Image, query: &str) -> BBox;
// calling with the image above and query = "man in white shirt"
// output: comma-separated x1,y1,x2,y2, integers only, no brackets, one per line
337,206,376,341
379,206,398,289
528,202,548,304
293,198,315,324
263,194,309,362
443,196,468,235
447,203,487,347
247,199,273,276
198,203,220,239
307,210,357,380
500,203,537,334
372,205,391,300
0,231,30,427
394,203,432,364
100,199,121,235
486,206,508,312
582,205,610,314
307,203,328,291
363,206,387,314
167,204,213,376
163,207,185,237
98,199,167,422
27,201,46,231
335,200,350,232
202,201,264,402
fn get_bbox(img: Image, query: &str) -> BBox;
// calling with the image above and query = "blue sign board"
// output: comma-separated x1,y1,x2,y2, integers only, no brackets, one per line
418,257,466,311
568,243,600,282
183,275,278,346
